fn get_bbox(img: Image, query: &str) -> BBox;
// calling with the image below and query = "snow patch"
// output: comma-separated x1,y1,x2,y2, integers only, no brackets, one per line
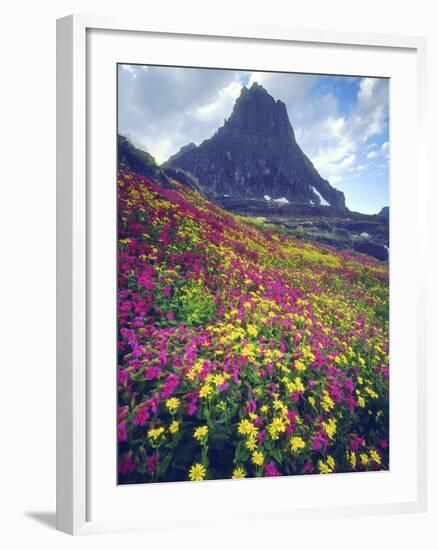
273,197,289,204
311,186,330,206
264,195,271,201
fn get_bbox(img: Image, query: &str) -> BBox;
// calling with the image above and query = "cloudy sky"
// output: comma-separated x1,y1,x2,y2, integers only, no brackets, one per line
118,64,389,214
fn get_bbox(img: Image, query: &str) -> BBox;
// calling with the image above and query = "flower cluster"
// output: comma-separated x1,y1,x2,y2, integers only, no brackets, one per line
117,170,389,483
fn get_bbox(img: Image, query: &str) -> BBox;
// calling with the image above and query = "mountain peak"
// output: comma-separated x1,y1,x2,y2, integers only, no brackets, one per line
221,82,295,143
164,86,346,210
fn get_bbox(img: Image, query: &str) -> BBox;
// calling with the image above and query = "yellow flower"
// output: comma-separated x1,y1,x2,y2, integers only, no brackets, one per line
169,420,179,434
370,450,381,465
365,386,379,399
326,455,335,470
308,396,316,407
189,463,206,481
318,457,335,474
321,390,334,412
187,359,204,381
357,395,366,408
232,467,246,479
290,436,306,453
294,358,306,372
268,417,287,440
241,342,258,362
246,324,258,338
237,419,258,437
166,397,180,414
272,399,288,415
252,451,264,466
360,452,369,466
147,426,165,441
322,418,337,439
260,405,269,414
246,434,258,451
282,376,305,395
193,425,209,442
206,372,230,387
199,384,213,399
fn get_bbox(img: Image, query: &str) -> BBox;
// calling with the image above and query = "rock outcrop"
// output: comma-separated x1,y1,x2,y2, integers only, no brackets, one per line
164,82,346,210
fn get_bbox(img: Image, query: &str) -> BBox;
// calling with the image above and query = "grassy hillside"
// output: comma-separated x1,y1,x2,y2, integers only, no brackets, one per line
117,169,389,483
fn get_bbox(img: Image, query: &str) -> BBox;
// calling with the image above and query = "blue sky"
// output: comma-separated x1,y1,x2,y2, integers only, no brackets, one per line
118,65,389,214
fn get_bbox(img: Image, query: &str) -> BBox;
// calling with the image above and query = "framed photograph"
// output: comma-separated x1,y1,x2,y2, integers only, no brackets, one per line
57,15,427,535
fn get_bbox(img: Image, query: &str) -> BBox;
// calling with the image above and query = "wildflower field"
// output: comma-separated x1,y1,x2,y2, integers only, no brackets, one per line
117,169,389,483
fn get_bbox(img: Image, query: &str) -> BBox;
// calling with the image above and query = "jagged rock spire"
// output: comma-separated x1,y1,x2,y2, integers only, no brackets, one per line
164,83,346,210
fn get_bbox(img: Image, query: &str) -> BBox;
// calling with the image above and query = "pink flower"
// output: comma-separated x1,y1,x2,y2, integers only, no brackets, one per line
186,401,198,416
349,433,365,452
118,452,136,477
257,429,266,445
264,461,281,477
311,432,329,451
138,272,154,291
118,368,130,386
160,374,179,398
132,404,150,426
302,461,314,474
118,421,128,442
147,453,160,474
145,365,162,380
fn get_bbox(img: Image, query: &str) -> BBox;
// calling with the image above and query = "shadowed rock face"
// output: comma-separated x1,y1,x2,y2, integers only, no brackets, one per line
378,206,389,219
164,82,346,210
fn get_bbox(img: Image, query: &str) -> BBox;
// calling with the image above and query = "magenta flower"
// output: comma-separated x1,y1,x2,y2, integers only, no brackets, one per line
118,421,128,442
264,462,281,477
118,452,136,476
349,433,365,452
118,368,130,386
311,432,329,451
147,453,160,474
132,404,150,426
302,461,314,474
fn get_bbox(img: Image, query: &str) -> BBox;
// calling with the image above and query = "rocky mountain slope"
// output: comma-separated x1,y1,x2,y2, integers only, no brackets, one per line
164,82,346,210
118,135,389,262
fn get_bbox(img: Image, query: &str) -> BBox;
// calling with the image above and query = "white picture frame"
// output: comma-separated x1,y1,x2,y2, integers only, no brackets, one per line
56,14,428,535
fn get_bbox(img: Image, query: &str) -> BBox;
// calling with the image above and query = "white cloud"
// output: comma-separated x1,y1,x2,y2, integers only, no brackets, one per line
118,65,243,163
367,141,389,160
339,154,356,168
192,81,243,123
